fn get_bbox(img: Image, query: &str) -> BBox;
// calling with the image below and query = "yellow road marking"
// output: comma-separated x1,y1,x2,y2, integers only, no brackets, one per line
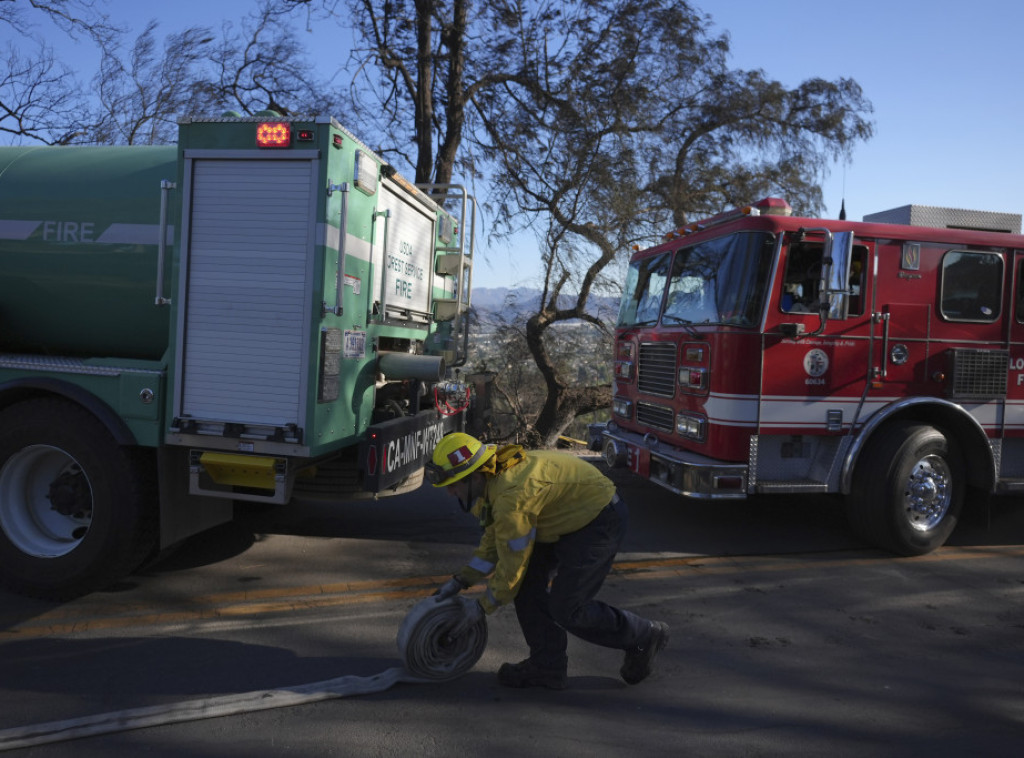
3,545,1022,640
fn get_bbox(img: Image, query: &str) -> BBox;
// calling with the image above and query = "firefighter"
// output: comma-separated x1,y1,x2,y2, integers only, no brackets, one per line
426,432,669,689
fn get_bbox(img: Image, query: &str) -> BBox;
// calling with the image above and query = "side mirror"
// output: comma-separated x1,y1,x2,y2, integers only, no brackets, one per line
823,231,854,320
790,227,856,340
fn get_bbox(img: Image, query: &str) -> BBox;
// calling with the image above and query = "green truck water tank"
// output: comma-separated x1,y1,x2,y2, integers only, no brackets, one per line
0,145,177,361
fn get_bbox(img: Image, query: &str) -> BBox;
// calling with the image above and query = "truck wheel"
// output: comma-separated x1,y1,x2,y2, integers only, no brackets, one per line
0,398,157,600
846,421,964,556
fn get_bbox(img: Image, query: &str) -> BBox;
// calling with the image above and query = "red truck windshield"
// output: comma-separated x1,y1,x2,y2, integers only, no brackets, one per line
617,231,776,328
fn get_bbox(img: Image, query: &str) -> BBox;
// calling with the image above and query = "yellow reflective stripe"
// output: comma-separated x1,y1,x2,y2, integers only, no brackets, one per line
507,528,536,553
468,556,495,574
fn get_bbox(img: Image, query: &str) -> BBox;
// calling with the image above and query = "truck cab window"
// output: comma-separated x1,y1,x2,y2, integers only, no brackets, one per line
662,232,774,327
1016,259,1024,323
940,251,1002,322
781,242,823,313
781,241,867,317
847,247,867,317
617,252,671,327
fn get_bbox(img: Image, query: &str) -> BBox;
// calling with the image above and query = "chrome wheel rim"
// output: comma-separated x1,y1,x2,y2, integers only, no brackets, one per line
0,445,92,558
902,454,951,532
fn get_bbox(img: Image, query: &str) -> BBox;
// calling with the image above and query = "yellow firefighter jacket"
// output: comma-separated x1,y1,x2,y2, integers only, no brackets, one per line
455,447,616,613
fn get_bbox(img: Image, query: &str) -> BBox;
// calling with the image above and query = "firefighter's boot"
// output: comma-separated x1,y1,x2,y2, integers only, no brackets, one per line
620,621,669,685
497,659,568,690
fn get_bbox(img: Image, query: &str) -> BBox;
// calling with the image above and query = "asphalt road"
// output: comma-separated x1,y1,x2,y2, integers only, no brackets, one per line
1,456,1023,756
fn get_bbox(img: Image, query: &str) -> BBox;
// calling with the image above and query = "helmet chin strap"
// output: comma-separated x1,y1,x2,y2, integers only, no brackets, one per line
457,473,484,512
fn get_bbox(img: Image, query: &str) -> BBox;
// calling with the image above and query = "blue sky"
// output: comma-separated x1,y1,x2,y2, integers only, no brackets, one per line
712,0,1023,221
8,0,1022,289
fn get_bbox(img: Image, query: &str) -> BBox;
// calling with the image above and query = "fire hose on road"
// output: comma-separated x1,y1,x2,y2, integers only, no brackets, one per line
0,596,487,752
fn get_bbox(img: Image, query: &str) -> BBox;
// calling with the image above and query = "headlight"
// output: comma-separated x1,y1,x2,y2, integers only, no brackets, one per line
678,367,706,390
675,412,706,441
612,397,633,419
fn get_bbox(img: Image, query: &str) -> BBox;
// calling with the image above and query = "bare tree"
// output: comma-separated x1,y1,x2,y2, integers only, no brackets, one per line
0,42,94,143
210,2,343,117
0,0,119,45
0,0,120,143
88,2,341,144
344,0,475,186
91,21,217,144
285,0,522,190
2,0,341,146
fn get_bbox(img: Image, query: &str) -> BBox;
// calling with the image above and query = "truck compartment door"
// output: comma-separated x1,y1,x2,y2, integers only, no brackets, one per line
373,183,436,322
175,158,317,432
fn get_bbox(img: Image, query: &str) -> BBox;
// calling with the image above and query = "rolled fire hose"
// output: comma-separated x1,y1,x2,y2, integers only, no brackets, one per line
0,596,486,752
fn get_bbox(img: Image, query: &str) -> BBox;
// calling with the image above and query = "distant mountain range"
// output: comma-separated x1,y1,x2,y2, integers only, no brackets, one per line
469,286,620,321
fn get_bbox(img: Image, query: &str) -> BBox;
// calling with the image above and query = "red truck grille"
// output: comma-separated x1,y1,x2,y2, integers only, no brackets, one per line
636,401,674,431
638,342,676,397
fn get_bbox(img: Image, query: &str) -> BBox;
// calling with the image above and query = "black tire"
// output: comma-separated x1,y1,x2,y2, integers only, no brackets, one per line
0,398,157,600
846,421,964,556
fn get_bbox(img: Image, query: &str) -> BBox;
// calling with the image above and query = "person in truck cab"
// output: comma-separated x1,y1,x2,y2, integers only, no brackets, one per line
426,432,669,689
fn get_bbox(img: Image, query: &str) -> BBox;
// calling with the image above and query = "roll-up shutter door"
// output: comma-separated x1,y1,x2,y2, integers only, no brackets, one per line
180,159,315,428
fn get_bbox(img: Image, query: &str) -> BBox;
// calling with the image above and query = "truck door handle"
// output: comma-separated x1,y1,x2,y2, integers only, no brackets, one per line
375,208,391,317
155,180,175,306
323,182,349,316
876,311,891,379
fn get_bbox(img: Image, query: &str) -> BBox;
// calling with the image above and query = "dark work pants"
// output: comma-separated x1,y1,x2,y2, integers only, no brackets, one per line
513,497,651,671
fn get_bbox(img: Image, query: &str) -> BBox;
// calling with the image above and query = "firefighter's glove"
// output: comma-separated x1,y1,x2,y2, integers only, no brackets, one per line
433,575,468,601
448,596,485,638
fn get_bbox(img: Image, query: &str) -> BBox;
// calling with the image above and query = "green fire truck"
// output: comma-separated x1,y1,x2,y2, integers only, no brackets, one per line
0,114,475,599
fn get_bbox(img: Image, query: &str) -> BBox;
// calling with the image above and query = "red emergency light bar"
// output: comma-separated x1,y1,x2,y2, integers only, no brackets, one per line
663,197,793,241
256,121,291,148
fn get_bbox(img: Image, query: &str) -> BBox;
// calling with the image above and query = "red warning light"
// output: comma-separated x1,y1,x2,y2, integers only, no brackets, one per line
256,122,291,148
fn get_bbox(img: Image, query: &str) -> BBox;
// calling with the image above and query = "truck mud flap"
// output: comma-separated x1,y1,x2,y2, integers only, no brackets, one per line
360,411,459,492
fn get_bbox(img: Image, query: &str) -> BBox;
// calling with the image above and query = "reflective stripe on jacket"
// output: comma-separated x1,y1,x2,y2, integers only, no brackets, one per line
456,450,616,613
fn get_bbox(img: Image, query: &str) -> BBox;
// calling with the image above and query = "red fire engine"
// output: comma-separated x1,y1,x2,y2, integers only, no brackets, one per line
591,197,1024,555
